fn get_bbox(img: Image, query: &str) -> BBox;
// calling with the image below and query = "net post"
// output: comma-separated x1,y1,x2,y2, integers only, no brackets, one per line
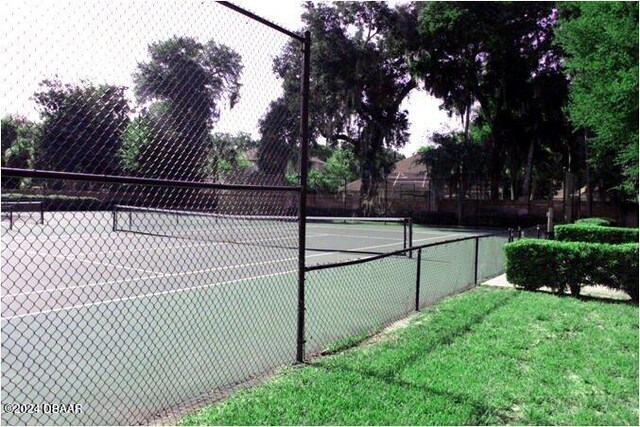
474,236,480,285
415,248,422,311
296,30,311,364
403,218,407,249
536,225,541,239
408,218,413,258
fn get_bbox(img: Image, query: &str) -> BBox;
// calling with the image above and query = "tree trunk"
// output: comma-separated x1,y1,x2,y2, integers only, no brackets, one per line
457,164,464,225
519,138,535,201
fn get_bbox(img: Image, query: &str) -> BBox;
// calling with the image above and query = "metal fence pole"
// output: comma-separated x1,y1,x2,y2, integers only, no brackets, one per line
296,30,311,364
415,248,422,311
473,236,480,285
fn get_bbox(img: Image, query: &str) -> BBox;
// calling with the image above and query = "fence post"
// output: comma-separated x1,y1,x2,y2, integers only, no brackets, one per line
536,225,540,239
415,248,422,311
296,30,311,364
474,236,480,285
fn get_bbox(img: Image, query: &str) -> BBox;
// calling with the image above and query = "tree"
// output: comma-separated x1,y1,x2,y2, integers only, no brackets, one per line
412,2,567,200
132,37,243,180
555,2,639,200
270,2,416,203
418,131,489,222
319,147,359,192
1,116,41,188
205,132,254,182
257,97,298,184
34,80,129,176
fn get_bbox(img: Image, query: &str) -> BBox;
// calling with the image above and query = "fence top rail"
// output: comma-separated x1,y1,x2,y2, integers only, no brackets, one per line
216,1,305,42
1,168,301,193
305,230,511,272
306,216,410,223
1,201,43,206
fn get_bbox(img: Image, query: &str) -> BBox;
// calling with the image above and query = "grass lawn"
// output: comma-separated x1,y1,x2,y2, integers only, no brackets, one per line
179,287,639,426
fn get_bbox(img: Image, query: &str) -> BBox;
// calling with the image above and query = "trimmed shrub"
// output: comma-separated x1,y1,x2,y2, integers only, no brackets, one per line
555,224,638,244
575,217,613,226
504,239,639,302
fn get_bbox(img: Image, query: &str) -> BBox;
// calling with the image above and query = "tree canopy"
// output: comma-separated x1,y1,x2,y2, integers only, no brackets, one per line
130,37,243,180
555,1,639,199
268,1,415,202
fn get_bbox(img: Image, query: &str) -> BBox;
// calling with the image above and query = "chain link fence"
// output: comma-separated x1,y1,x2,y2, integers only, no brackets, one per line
2,1,309,424
304,228,546,361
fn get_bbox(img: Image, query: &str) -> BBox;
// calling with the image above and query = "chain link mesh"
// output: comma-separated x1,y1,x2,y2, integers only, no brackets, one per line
2,1,305,424
418,239,476,308
305,255,417,357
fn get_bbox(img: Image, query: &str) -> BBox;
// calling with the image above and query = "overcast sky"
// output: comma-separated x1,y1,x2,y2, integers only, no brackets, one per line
2,0,459,157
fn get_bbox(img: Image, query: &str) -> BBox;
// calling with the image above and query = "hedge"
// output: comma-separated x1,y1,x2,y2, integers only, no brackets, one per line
574,217,613,227
504,239,638,302
554,224,639,244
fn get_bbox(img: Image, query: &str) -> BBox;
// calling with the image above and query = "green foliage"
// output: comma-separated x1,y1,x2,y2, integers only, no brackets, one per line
258,97,297,180
133,37,243,180
417,131,489,198
555,2,639,200
1,116,41,188
413,2,569,200
505,239,639,301
34,80,129,175
555,224,638,244
204,132,254,181
273,2,416,198
321,148,358,191
286,148,358,193
118,116,151,173
574,217,613,227
505,240,581,294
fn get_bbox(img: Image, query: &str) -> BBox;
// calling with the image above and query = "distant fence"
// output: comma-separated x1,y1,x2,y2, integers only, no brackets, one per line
307,190,638,228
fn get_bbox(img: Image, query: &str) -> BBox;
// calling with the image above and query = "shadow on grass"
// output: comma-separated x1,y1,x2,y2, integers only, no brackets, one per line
313,361,507,425
515,287,635,306
309,290,520,424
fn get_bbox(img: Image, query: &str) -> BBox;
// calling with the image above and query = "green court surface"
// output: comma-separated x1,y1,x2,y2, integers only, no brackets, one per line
1,210,500,424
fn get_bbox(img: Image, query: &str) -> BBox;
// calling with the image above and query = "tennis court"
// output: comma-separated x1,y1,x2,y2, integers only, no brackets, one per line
2,209,481,318
1,208,486,425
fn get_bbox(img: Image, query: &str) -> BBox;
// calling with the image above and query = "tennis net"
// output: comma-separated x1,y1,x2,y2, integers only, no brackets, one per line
112,205,412,255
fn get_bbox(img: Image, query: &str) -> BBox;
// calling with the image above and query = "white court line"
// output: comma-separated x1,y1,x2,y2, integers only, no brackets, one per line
237,233,330,245
6,256,299,299
17,248,161,275
74,239,220,258
7,233,463,298
4,233,464,318
305,234,463,255
309,233,400,241
307,223,464,238
3,269,298,320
